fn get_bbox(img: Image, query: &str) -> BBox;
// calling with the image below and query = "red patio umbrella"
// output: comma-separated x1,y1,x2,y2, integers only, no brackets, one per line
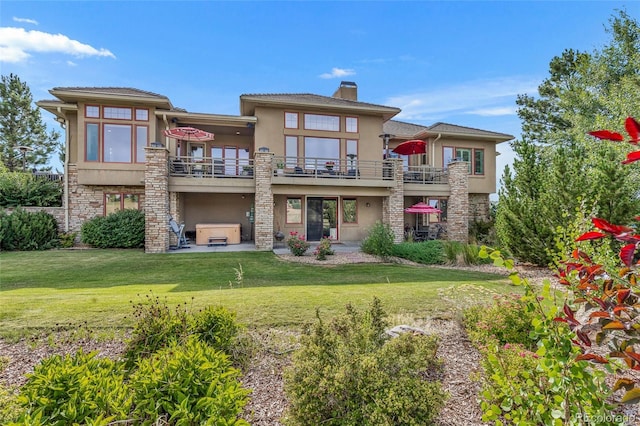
392,139,426,155
405,202,442,229
163,126,215,141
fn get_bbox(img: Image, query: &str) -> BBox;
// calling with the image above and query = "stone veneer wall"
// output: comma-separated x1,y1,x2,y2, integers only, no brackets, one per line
469,194,491,222
382,159,404,243
447,161,469,242
66,163,145,238
144,146,170,253
253,152,274,250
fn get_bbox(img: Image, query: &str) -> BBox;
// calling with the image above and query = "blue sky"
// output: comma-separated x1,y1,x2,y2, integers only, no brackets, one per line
1,0,638,185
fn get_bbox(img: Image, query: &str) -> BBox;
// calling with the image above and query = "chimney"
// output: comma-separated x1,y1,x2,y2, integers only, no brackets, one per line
332,81,357,101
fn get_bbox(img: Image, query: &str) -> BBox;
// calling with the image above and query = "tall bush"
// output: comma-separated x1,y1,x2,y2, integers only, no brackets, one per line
360,221,395,258
0,208,58,251
81,209,144,248
0,172,62,207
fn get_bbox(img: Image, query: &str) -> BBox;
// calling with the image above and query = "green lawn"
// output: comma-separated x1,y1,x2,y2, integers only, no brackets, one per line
0,249,517,338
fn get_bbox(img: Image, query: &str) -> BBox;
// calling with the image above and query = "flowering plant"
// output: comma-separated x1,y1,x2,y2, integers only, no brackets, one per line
287,231,310,256
314,237,335,260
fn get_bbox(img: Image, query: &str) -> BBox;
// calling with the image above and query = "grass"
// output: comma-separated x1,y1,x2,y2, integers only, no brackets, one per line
0,249,520,338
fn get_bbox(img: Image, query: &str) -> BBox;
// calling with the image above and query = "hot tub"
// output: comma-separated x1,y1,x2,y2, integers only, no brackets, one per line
195,223,241,245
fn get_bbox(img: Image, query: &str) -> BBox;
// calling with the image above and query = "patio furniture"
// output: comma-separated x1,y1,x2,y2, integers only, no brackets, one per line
169,216,190,249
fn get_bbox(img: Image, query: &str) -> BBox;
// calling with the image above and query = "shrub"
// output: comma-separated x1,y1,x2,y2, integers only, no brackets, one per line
58,231,77,248
286,231,310,256
441,241,489,265
81,209,144,248
16,350,132,425
0,172,62,207
0,208,59,251
391,240,444,264
314,236,334,260
124,294,240,369
360,221,395,258
129,336,250,425
283,298,446,425
463,293,536,350
0,357,21,424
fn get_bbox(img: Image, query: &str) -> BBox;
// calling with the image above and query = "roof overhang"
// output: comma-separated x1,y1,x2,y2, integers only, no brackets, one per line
240,96,401,121
49,88,173,109
156,110,257,127
36,100,78,119
415,129,514,144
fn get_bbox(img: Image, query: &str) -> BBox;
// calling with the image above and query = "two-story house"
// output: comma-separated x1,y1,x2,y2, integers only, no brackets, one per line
37,82,513,253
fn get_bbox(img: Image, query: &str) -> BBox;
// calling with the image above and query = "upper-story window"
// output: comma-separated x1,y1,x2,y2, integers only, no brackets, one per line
104,107,132,120
85,105,100,118
443,146,484,175
346,117,358,133
135,108,149,121
304,114,339,131
285,112,298,129
85,105,149,163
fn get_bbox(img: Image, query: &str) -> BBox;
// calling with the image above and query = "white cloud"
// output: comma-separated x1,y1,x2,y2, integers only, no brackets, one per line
319,67,356,79
13,17,38,25
66,60,77,67
0,27,116,63
387,77,538,121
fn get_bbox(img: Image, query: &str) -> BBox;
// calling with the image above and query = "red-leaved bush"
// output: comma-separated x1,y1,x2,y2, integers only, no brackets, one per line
556,117,640,403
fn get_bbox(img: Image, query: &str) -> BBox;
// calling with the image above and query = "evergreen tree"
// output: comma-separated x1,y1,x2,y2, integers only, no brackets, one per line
496,10,640,265
0,73,61,171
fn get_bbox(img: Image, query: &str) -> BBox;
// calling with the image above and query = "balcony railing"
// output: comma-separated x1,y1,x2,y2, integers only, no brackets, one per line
169,156,254,178
402,165,448,184
272,157,396,181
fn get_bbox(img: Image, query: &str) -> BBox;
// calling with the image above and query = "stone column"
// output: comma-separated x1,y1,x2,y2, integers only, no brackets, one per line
254,151,274,250
383,158,404,243
144,145,170,253
447,161,469,243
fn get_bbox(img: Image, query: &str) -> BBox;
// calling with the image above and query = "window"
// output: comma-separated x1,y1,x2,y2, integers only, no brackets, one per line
456,148,472,173
304,114,339,131
104,124,132,162
135,126,148,163
474,149,484,175
135,108,149,121
86,123,99,161
286,198,302,224
304,137,339,168
105,193,140,215
346,117,358,133
443,146,482,174
285,136,298,167
346,139,358,168
342,199,357,223
285,112,298,129
85,105,100,118
427,198,447,223
103,107,132,120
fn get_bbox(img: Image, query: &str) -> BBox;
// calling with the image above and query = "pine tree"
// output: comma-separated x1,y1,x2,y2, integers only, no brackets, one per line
0,73,61,171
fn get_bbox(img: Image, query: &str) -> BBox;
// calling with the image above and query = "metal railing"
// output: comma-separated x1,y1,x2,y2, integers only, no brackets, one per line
33,172,64,182
402,165,448,184
272,157,396,181
169,156,254,178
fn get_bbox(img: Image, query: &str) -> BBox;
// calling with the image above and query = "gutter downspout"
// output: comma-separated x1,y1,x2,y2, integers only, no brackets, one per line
432,133,441,167
57,106,70,232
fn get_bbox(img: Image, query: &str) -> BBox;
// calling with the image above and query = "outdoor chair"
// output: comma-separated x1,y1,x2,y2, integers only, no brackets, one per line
168,216,190,249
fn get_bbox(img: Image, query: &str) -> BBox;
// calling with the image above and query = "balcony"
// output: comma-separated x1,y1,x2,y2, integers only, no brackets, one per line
402,165,448,184
271,157,395,186
169,156,255,179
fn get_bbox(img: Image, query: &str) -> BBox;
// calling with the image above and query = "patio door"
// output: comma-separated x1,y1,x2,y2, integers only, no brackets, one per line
306,197,337,241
